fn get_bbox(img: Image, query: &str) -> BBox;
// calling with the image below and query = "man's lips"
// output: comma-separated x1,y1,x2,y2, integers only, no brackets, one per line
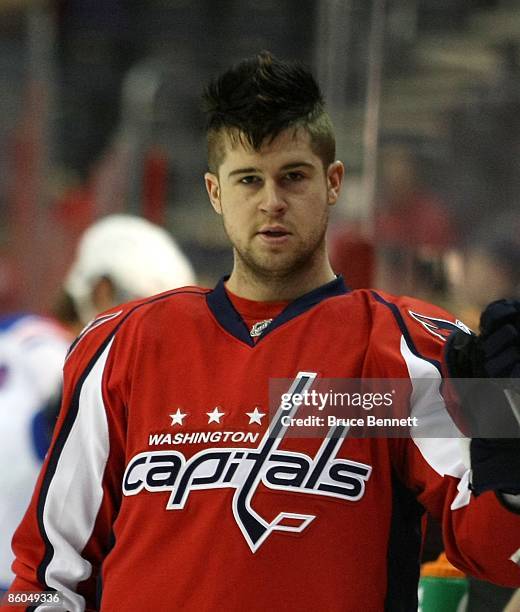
256,226,291,237
256,227,291,245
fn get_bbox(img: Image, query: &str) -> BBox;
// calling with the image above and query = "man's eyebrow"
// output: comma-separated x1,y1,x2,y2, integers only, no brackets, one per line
228,167,259,178
280,162,315,171
228,161,315,179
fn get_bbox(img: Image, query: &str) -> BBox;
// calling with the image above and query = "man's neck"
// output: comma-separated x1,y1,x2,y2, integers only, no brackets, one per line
225,258,337,302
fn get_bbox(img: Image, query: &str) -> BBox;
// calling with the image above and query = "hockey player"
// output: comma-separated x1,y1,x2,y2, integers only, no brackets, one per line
61,214,196,332
0,314,70,594
0,214,194,596
2,54,520,611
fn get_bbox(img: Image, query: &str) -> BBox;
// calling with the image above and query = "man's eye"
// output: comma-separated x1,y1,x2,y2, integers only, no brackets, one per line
284,172,304,181
239,175,261,185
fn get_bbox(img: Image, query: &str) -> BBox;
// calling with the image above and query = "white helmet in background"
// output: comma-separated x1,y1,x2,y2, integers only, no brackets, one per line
65,214,196,324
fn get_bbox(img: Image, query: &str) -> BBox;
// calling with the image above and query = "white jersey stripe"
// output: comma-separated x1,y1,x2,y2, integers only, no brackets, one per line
36,339,113,612
399,336,470,486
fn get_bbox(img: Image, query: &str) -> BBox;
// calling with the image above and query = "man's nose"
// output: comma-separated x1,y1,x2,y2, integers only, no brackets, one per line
259,181,287,215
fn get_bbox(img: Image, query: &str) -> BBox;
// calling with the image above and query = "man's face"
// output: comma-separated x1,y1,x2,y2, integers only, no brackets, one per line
205,128,343,280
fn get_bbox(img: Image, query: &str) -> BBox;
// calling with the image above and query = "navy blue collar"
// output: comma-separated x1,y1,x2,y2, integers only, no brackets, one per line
206,275,349,347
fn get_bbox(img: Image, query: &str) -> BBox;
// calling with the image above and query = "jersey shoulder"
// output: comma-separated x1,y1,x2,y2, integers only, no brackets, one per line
343,288,472,367
368,289,471,342
0,313,70,345
326,288,468,336
64,285,209,373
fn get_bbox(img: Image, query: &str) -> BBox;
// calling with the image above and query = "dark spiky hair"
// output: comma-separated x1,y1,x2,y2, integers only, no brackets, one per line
203,51,335,172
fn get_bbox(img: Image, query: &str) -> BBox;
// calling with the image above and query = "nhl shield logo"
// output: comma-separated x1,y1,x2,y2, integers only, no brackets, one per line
249,319,273,338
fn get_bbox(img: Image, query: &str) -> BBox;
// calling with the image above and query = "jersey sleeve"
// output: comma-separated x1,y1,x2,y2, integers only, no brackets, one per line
378,293,520,586
1,308,131,612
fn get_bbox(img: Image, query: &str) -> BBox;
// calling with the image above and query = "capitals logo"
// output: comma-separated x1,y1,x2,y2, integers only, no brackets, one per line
123,372,372,552
408,310,472,342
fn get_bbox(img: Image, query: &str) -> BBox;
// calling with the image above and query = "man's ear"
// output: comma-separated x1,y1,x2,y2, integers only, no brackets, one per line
91,276,116,313
205,172,222,214
326,161,345,205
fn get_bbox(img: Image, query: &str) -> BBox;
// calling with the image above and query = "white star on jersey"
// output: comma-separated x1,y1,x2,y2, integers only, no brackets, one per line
207,407,225,424
246,407,265,425
169,409,186,426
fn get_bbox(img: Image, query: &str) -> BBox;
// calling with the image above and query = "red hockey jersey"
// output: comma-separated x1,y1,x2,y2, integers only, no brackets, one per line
4,277,520,611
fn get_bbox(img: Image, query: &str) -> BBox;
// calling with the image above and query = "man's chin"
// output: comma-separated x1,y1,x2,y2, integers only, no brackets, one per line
244,253,312,279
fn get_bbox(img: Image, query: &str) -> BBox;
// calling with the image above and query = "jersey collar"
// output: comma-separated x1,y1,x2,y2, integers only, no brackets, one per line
206,275,349,347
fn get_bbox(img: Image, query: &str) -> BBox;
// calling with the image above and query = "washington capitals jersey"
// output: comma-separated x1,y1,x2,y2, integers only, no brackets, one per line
4,278,520,611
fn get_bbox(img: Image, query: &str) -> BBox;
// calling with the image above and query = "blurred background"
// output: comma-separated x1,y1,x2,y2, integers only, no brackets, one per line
0,0,519,327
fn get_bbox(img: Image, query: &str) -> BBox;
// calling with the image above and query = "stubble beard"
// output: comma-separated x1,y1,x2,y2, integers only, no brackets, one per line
222,210,330,285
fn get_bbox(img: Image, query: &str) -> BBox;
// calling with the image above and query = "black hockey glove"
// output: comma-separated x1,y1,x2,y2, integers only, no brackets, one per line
444,299,520,496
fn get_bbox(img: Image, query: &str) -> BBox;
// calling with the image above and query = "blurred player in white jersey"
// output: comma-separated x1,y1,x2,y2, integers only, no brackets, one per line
0,214,195,591
0,314,70,592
